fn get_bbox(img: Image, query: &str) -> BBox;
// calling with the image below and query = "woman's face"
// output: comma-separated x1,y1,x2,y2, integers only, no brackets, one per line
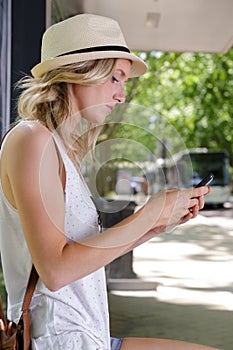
71,58,131,123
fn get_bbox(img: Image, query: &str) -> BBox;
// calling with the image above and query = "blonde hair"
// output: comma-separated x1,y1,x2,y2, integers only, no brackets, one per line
17,58,117,164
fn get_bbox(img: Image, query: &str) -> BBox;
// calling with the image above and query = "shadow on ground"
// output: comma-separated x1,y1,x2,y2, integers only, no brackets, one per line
109,291,232,349
108,208,233,350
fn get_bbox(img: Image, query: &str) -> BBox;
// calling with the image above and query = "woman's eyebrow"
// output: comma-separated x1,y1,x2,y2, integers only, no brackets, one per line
115,69,128,81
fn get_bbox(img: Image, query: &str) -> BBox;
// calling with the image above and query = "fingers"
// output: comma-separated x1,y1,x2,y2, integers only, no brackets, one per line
198,195,205,209
148,186,209,233
180,211,193,224
188,195,204,215
191,185,211,211
191,186,210,198
190,203,199,217
179,188,206,224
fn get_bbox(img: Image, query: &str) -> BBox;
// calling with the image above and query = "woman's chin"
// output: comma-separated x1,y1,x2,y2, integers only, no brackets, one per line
83,113,109,125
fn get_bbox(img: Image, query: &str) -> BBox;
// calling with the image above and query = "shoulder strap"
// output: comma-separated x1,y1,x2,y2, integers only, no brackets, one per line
20,266,38,349
21,265,39,313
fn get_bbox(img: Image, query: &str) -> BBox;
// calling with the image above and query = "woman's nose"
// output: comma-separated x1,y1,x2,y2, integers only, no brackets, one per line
114,86,126,103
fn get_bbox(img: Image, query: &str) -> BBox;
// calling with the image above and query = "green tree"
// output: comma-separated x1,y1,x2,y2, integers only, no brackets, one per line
132,49,233,164
100,49,233,165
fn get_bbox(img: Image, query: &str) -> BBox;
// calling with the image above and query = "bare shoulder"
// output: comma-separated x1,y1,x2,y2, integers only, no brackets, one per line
5,121,52,147
2,121,57,159
1,120,59,178
1,121,59,208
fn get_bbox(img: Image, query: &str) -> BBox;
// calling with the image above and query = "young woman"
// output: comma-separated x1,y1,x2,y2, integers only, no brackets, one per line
0,14,218,350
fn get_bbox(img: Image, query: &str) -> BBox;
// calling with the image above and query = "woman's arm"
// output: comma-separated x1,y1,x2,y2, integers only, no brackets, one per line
4,123,209,291
116,185,209,254
86,186,209,255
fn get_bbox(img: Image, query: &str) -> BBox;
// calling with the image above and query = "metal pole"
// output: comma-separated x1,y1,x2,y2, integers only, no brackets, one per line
0,0,12,137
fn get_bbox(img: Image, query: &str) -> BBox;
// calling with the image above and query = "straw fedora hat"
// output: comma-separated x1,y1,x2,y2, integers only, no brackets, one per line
31,13,147,78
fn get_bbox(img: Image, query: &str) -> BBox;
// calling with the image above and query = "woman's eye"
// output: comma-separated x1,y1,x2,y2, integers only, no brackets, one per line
111,76,119,83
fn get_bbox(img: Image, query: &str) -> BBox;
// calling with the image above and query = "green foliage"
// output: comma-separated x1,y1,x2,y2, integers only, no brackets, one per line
134,49,233,164
101,48,233,167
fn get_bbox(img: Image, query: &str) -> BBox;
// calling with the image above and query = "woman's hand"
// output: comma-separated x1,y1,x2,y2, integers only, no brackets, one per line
146,186,210,233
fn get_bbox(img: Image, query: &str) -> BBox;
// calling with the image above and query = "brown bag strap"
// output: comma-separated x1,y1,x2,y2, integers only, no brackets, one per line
21,266,39,350
21,265,39,312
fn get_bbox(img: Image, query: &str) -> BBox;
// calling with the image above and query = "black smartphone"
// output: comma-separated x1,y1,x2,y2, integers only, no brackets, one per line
194,173,214,188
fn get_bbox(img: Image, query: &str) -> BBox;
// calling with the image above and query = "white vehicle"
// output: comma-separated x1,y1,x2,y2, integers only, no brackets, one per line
172,148,231,206
165,148,231,206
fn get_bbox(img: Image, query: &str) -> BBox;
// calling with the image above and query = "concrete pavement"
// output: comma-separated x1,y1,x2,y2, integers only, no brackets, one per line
108,210,233,349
